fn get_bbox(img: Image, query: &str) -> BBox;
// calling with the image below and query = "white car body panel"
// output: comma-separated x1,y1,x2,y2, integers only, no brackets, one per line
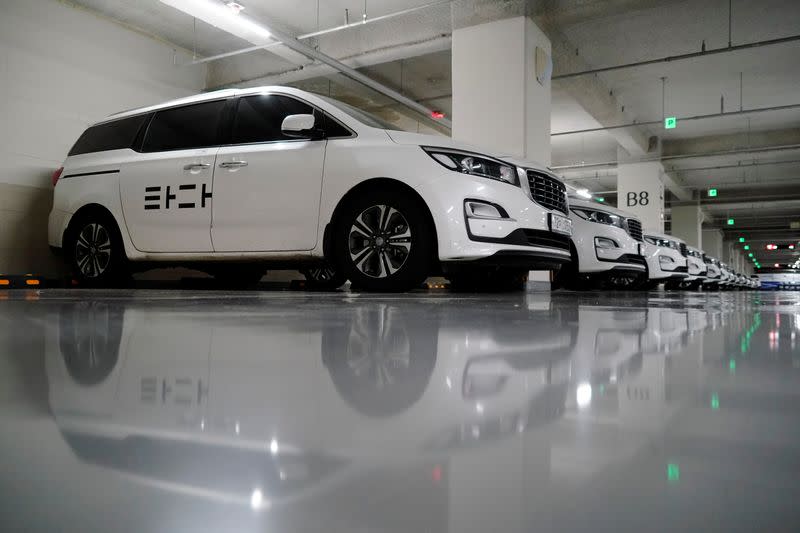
566,198,645,275
49,86,571,267
642,231,689,281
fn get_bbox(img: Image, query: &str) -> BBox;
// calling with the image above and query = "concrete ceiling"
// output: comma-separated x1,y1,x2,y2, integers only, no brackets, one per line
65,0,800,262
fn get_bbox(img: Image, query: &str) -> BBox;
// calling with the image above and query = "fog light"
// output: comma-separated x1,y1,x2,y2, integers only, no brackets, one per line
465,201,505,219
660,255,675,265
594,237,617,249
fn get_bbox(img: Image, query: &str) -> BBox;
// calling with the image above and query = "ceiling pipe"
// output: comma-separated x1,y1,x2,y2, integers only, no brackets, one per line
551,143,800,171
229,19,453,129
189,0,452,65
553,33,800,81
551,102,800,136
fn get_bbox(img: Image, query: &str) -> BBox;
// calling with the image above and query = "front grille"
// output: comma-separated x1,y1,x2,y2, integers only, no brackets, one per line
526,171,568,215
679,243,688,257
626,218,643,242
522,229,571,251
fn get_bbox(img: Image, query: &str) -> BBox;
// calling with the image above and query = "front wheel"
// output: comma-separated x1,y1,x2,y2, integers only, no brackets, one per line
332,190,433,292
66,212,129,287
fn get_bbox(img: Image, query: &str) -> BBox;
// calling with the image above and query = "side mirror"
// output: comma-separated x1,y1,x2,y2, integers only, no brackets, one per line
281,114,323,139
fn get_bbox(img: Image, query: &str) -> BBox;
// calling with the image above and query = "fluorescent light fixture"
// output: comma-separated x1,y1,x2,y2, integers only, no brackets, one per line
576,188,592,199
159,0,271,42
225,1,245,14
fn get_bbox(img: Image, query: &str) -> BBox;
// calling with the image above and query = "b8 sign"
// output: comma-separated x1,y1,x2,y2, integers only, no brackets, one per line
626,191,649,206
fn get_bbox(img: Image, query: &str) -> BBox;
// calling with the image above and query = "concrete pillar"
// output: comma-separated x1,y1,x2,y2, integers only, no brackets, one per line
452,15,551,163
702,229,723,258
452,10,553,287
616,160,665,232
671,205,704,248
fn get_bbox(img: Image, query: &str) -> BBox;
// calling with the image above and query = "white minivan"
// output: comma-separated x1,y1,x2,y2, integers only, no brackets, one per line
553,197,647,290
49,86,573,291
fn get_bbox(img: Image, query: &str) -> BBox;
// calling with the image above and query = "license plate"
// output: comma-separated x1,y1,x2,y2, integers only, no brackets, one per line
550,213,572,236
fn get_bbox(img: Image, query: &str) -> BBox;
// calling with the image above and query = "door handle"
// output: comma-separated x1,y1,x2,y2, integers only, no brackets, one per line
183,163,211,171
219,160,248,169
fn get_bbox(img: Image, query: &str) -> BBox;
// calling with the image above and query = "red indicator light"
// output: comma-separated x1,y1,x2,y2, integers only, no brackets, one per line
431,111,445,119
432,465,443,483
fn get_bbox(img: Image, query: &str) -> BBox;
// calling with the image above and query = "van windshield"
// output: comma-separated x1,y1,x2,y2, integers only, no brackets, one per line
318,96,404,131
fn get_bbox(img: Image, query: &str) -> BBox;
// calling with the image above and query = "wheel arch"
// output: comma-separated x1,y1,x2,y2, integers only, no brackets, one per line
63,203,124,251
323,177,439,264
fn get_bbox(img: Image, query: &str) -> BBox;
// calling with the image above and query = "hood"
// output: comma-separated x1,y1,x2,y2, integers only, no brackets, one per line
568,198,639,219
385,130,551,173
644,230,684,243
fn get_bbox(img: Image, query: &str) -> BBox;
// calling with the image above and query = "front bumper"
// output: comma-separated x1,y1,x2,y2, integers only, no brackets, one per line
570,220,645,274
644,246,689,280
420,173,572,266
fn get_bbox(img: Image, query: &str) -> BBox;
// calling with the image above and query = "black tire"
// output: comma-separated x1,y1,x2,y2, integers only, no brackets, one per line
448,267,528,292
301,265,347,290
332,189,433,292
65,210,129,287
640,279,662,290
209,264,266,289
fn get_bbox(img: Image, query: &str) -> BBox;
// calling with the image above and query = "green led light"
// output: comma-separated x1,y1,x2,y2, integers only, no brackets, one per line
744,245,750,250
667,463,680,482
708,188,718,197
730,359,737,372
664,116,677,129
749,253,754,258
596,197,605,202
711,393,720,410
739,237,745,243
727,218,735,225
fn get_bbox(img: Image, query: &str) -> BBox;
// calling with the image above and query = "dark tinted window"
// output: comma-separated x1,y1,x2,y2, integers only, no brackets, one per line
231,94,316,144
68,115,149,156
142,100,226,152
321,113,353,138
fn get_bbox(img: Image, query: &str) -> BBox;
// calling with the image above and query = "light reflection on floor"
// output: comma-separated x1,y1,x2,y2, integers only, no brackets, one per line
1,289,799,532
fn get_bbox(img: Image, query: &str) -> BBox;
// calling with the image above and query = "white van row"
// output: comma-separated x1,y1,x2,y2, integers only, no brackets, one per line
48,86,757,292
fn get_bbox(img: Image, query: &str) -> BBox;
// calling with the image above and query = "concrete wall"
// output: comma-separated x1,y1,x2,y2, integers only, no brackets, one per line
0,0,206,276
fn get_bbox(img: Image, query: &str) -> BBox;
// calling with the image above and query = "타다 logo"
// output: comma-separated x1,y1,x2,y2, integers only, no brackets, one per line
144,184,212,210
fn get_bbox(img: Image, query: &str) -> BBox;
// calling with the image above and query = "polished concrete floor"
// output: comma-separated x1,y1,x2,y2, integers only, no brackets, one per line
1,288,799,532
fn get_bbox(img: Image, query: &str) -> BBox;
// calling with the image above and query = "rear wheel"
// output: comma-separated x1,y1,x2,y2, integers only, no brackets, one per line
301,265,347,290
66,211,129,287
332,189,433,292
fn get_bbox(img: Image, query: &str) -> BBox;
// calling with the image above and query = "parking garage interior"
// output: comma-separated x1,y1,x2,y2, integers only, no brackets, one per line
1,0,800,531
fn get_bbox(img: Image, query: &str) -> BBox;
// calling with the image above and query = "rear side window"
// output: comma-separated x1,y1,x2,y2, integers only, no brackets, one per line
142,100,226,152
68,115,149,156
231,94,316,144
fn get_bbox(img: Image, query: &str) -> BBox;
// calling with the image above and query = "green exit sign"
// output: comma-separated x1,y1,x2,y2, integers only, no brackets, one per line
708,188,718,197
664,116,677,129
744,245,750,250
727,218,735,225
738,237,745,243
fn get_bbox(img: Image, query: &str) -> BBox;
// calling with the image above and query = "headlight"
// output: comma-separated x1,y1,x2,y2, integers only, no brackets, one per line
422,147,519,186
571,208,625,229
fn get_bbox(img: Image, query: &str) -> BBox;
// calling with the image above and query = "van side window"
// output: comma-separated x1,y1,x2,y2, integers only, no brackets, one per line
231,94,315,144
142,100,226,152
68,115,149,156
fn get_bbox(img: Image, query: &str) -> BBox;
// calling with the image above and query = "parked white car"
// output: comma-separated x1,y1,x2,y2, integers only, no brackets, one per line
641,231,689,289
682,245,708,289
49,86,573,291
702,255,722,289
554,197,646,290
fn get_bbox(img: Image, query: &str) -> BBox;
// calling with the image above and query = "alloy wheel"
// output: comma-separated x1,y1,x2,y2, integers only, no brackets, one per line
75,223,112,278
348,205,412,279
